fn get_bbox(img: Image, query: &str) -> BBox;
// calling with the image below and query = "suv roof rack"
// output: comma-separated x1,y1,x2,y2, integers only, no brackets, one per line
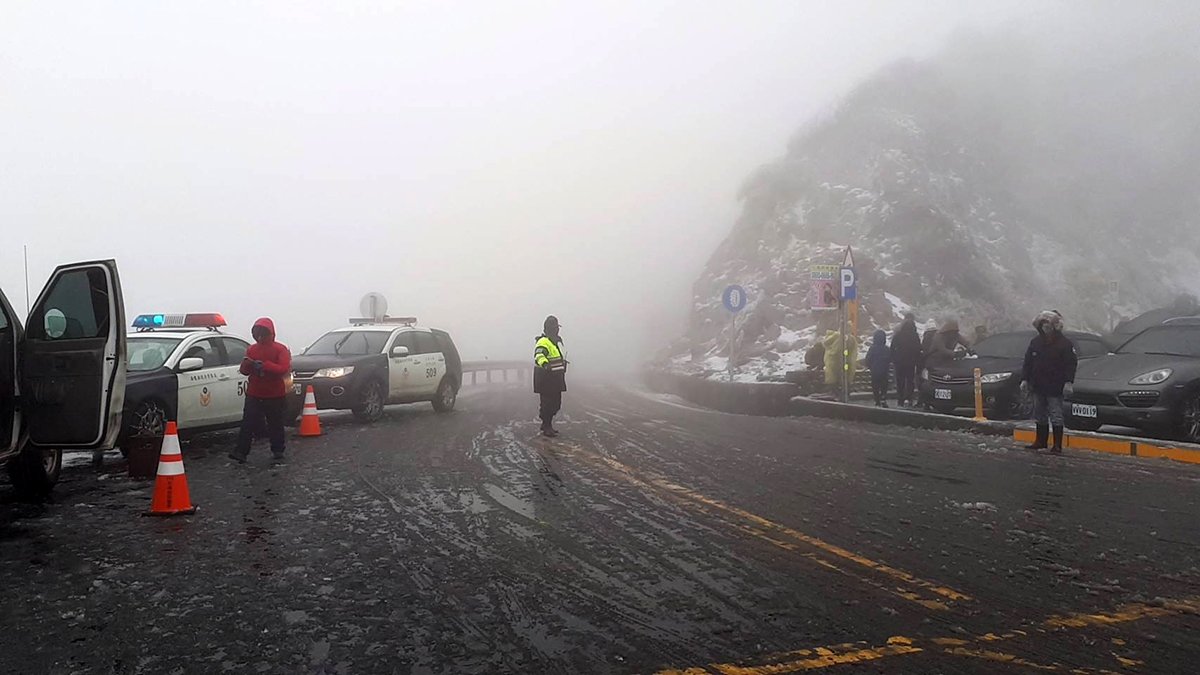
348,316,417,326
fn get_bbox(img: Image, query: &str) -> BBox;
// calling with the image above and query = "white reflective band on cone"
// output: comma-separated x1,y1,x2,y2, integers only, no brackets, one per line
159,435,182,456
157,461,186,476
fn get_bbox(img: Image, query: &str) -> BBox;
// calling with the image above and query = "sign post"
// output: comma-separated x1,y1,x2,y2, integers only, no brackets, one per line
839,247,857,403
722,285,748,382
973,367,986,421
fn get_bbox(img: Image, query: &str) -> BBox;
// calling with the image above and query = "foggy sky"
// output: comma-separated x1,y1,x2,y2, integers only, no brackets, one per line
2,1,1056,373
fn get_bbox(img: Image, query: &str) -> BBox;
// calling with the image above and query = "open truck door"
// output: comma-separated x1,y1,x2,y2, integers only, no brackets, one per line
0,288,22,459
21,260,126,450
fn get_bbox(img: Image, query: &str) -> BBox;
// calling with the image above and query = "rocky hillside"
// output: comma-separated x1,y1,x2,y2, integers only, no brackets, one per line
664,27,1200,381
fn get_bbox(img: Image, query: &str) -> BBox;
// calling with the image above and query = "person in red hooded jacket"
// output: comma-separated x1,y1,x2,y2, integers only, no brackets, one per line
229,317,292,463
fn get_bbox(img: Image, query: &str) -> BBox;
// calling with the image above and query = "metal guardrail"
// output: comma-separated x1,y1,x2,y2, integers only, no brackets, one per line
461,360,531,386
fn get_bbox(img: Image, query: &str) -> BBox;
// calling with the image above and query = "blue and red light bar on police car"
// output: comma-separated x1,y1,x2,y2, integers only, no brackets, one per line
132,313,227,329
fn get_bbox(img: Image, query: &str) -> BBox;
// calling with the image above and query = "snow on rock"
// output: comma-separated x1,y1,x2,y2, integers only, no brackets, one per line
657,32,1200,382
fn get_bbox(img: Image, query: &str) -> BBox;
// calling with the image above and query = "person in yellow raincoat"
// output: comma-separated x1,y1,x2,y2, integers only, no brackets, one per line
822,329,859,389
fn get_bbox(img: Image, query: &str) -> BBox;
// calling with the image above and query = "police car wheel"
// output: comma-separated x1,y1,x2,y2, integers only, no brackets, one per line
433,378,457,413
129,400,169,439
353,381,385,422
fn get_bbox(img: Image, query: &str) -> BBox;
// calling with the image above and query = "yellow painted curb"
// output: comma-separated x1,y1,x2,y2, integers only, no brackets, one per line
1012,429,1200,465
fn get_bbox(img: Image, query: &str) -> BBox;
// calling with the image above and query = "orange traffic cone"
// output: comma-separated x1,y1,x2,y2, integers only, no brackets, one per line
146,421,197,516
298,385,322,437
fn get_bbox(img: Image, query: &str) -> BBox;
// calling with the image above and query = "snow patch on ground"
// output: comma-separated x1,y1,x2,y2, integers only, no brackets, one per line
953,501,998,512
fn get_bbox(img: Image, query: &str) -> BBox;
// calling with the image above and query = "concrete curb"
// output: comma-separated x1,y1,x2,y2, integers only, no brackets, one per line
789,397,1016,436
1013,428,1200,465
643,369,799,416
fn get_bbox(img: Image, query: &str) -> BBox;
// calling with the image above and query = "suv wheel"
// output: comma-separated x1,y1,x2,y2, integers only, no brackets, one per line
432,378,458,413
353,381,385,422
1179,391,1200,443
7,444,62,500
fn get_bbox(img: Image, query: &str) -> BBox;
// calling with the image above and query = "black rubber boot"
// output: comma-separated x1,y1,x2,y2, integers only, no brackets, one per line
1051,426,1064,454
1026,424,1049,450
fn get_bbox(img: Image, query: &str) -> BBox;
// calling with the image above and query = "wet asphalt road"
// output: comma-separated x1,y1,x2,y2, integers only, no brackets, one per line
2,381,1199,675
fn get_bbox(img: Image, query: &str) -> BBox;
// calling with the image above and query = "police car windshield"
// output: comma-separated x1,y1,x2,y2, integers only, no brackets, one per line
307,331,389,356
1117,326,1200,358
128,337,182,372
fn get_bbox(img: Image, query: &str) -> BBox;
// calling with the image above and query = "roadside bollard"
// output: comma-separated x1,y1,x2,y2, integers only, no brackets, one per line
973,367,987,421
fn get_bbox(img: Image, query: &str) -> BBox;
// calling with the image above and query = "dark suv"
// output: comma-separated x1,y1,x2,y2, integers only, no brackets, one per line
288,319,462,422
1068,319,1200,441
920,330,1109,420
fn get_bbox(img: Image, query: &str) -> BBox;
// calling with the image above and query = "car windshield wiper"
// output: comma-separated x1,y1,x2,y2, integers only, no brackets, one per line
332,333,352,355
1138,351,1192,358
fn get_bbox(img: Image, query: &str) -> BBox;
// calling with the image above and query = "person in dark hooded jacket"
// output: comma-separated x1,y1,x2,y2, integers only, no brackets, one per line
230,317,292,463
890,313,922,407
865,330,891,407
1021,310,1078,454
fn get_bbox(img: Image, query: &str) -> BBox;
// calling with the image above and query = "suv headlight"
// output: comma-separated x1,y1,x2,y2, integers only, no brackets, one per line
980,372,1012,384
315,366,355,379
1129,368,1171,385
920,368,929,381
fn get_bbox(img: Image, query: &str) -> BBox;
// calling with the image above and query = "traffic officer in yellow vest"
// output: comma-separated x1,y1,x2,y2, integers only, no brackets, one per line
534,315,567,437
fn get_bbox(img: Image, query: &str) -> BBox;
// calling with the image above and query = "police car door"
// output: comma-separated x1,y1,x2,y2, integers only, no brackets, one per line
412,330,444,396
0,289,21,457
175,337,226,429
21,260,127,449
217,337,251,424
387,330,420,400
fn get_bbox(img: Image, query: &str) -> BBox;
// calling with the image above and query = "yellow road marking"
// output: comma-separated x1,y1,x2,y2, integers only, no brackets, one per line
567,446,969,610
654,595,1200,674
941,647,1125,673
1043,597,1200,629
658,641,924,675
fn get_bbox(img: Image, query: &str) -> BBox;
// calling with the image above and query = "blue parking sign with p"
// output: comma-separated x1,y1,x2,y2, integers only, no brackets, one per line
840,267,857,301
723,285,748,313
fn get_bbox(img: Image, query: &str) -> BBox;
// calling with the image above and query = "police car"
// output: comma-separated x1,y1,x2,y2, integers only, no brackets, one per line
120,313,252,446
2,260,127,497
289,317,462,422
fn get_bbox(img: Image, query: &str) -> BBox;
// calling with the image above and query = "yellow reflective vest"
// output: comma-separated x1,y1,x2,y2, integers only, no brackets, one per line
534,336,565,371
534,335,567,394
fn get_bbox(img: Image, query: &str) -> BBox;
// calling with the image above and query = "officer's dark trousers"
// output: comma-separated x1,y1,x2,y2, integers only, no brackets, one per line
235,396,286,457
539,391,562,427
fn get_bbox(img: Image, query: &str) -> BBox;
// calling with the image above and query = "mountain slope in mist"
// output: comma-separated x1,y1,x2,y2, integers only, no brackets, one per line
666,28,1200,380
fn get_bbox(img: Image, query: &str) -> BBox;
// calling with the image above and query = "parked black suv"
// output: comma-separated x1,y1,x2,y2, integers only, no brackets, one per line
920,330,1109,420
1068,319,1200,440
288,319,462,422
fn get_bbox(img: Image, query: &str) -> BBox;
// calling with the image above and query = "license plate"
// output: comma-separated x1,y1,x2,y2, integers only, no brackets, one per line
934,388,952,400
1071,403,1097,419
293,383,303,395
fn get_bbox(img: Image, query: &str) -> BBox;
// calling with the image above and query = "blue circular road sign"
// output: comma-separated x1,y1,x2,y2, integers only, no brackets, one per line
722,284,748,313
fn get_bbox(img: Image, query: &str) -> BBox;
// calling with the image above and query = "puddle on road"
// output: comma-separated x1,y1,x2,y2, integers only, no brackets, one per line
483,483,537,521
